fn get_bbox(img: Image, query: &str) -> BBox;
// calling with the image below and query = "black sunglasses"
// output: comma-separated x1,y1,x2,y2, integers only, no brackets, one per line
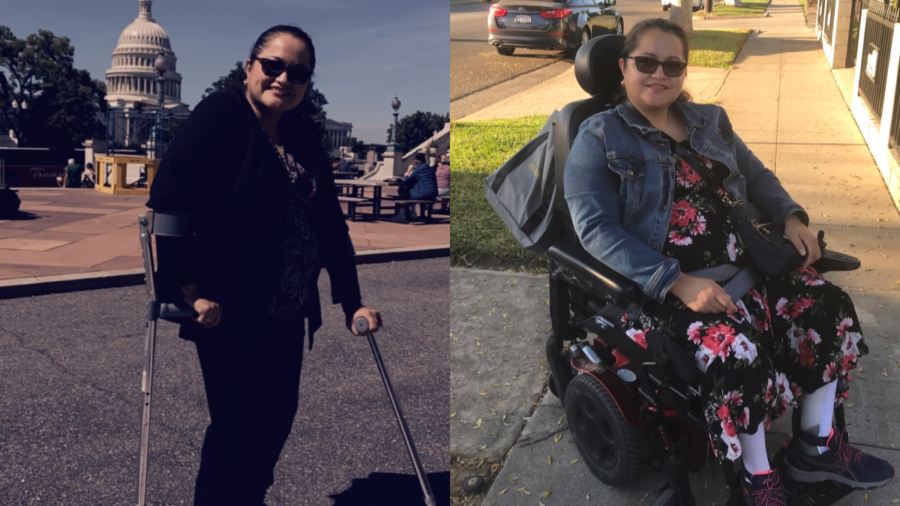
628,56,687,77
254,57,312,84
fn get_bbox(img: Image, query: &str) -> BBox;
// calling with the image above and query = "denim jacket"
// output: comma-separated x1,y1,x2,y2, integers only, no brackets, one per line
564,101,808,303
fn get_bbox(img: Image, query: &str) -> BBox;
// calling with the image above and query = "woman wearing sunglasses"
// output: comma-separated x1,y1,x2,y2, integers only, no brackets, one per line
565,18,891,505
147,25,380,505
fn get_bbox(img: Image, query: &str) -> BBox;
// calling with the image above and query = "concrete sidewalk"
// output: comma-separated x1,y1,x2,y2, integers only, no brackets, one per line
0,189,449,297
450,0,900,504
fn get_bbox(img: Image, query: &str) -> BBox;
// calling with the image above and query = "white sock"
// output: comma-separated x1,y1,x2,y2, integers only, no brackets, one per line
738,421,771,475
800,379,838,453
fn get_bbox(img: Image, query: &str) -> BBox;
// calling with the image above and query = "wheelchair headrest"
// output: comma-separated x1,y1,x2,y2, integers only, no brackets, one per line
574,35,625,98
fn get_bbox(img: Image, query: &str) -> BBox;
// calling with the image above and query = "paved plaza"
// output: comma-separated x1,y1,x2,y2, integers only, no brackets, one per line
0,258,450,506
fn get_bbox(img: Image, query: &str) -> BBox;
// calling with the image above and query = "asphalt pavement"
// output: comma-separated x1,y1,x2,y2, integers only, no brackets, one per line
0,258,450,506
450,0,672,119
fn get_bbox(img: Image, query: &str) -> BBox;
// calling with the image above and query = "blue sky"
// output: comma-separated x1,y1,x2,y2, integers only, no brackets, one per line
0,0,449,143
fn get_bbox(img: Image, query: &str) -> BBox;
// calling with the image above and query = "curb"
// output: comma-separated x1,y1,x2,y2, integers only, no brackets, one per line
0,245,450,300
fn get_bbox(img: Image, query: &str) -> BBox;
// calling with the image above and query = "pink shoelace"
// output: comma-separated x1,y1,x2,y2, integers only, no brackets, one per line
750,471,785,506
833,426,863,465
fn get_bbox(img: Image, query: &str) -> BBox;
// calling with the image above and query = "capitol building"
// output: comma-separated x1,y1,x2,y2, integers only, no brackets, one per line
105,0,189,114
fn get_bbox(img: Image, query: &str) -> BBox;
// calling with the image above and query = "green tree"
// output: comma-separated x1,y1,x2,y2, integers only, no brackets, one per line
0,27,106,148
386,110,449,154
347,136,367,154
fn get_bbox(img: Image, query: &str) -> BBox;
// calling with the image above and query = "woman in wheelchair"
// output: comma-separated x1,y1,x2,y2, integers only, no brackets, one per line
564,18,893,505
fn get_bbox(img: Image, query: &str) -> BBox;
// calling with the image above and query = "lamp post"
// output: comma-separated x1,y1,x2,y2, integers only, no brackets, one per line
386,95,401,153
149,52,169,159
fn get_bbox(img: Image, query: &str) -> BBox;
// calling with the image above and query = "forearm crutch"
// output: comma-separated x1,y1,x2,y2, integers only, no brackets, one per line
137,211,196,506
353,318,436,506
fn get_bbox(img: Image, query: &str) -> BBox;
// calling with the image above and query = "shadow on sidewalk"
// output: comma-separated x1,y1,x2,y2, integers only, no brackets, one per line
328,471,450,506
2,211,40,221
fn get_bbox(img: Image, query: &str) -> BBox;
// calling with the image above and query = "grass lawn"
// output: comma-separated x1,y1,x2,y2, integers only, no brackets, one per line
706,0,771,16
451,116,549,271
689,29,754,68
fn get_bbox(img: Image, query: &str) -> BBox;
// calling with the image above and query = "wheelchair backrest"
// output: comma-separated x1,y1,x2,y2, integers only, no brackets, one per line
553,35,625,243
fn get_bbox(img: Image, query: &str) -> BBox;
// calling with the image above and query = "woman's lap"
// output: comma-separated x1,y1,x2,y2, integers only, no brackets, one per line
622,266,866,461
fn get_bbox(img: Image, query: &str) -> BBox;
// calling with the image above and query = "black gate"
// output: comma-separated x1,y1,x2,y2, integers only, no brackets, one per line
847,0,863,67
858,13,895,122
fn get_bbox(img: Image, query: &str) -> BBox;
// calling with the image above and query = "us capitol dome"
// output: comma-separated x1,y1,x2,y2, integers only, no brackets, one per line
105,0,188,113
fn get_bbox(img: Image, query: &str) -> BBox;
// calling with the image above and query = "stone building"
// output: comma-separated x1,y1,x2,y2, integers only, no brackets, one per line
105,0,189,146
324,118,353,158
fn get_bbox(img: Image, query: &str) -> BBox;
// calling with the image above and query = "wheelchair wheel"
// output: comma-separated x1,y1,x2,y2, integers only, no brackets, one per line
548,373,559,398
565,373,640,485
651,488,680,506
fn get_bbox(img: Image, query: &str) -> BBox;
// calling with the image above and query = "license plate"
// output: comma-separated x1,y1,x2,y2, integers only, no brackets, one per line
514,14,532,23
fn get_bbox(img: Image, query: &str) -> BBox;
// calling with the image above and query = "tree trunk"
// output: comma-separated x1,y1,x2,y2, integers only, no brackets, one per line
669,0,694,37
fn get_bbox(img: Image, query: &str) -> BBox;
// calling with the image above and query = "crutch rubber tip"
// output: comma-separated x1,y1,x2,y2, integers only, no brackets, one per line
354,317,369,334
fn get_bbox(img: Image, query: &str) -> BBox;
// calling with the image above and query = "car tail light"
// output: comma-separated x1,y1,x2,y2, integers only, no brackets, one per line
490,6,508,16
540,8,573,18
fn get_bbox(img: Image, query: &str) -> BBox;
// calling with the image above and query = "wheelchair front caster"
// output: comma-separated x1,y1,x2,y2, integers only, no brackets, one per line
565,373,641,485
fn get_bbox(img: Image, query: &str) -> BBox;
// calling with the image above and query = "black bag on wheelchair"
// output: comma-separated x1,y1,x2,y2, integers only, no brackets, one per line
483,110,562,253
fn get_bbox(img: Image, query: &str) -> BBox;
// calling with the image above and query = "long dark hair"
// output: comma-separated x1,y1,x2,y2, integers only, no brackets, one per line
613,18,692,105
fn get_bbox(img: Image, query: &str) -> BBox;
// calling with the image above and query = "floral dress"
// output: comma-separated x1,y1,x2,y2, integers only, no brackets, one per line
621,134,868,463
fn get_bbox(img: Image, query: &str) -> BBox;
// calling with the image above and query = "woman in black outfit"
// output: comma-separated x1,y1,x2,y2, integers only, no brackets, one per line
147,25,381,506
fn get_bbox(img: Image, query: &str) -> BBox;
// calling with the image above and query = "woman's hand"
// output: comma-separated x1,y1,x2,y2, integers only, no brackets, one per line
669,273,738,313
181,285,221,328
349,306,382,336
783,213,821,268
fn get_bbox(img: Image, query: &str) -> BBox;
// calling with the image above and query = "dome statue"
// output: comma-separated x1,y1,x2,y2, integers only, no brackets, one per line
105,0,188,113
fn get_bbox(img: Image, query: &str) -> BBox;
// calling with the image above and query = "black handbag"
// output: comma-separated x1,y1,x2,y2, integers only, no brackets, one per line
674,144,803,278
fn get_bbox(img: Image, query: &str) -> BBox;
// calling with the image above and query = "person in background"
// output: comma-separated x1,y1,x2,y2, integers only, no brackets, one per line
337,158,350,172
62,159,82,188
401,152,437,201
436,153,450,197
82,163,96,188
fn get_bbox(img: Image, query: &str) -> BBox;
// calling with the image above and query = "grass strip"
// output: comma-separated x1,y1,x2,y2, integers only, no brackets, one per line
689,29,754,69
706,0,771,16
451,116,549,271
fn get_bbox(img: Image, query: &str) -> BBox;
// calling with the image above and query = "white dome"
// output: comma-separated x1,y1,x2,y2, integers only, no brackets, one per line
115,20,171,50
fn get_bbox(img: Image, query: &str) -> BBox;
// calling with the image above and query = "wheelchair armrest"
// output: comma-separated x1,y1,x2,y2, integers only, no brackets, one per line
159,301,199,323
547,242,642,304
811,230,860,273
812,249,861,273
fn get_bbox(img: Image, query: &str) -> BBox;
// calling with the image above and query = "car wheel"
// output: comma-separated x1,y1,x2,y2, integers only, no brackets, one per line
616,19,624,36
496,45,515,56
565,373,641,486
651,488,681,506
580,28,591,47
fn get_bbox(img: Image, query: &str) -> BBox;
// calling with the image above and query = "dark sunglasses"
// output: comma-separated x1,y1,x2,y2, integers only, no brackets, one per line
628,56,687,77
254,57,312,84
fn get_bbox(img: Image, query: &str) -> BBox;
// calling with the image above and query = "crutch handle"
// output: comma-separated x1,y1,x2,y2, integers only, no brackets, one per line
354,317,370,334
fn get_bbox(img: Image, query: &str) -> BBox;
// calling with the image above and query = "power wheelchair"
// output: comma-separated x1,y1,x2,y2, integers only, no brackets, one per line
544,35,864,506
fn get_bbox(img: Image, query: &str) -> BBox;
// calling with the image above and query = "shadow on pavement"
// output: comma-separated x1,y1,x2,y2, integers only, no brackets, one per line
328,471,450,506
3,211,39,220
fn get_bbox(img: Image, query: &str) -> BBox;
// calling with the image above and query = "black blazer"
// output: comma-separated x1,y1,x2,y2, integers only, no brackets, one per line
147,91,362,344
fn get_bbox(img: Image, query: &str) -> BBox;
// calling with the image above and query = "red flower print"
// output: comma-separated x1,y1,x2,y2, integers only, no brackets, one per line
668,231,692,246
717,403,731,422
626,329,648,349
823,363,836,382
837,317,853,338
798,339,815,368
690,215,707,236
702,324,736,358
677,161,702,187
722,418,737,438
790,298,815,318
687,321,703,344
670,200,698,227
840,354,858,374
735,407,750,429
776,298,791,319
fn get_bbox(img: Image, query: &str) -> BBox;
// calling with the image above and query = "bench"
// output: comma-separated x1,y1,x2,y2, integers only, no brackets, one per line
388,199,437,224
337,196,373,221
437,195,450,214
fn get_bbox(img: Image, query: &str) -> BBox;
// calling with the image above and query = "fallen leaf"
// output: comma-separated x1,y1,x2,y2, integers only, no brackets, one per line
476,418,482,427
558,415,566,426
478,391,487,396
547,455,552,465
543,488,552,498
554,433,563,443
450,413,456,418
570,459,579,466
498,488,508,496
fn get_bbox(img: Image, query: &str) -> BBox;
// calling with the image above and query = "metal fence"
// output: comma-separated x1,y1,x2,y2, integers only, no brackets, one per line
848,0,863,67
104,107,189,158
825,0,836,44
865,0,900,23
858,13,895,122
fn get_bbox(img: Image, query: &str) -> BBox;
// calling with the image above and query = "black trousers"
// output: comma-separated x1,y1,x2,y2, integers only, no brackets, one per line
193,321,305,506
